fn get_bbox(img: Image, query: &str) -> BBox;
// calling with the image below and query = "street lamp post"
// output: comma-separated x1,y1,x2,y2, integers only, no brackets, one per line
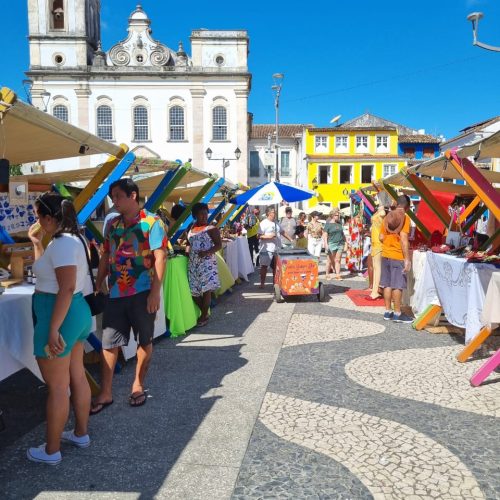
467,12,500,52
205,147,241,179
272,73,284,183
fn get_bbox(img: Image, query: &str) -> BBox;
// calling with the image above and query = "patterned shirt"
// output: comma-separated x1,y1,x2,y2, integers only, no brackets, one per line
306,221,323,239
104,209,167,298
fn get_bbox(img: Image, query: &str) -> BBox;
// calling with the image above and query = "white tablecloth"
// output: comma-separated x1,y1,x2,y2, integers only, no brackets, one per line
0,284,166,379
223,237,254,282
410,251,440,316
0,284,42,381
482,272,500,327
414,252,497,342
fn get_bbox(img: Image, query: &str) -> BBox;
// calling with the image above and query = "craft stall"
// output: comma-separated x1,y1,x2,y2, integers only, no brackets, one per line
370,137,500,386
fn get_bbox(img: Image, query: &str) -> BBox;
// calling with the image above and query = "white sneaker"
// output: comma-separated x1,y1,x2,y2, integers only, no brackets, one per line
27,444,62,465
61,429,91,448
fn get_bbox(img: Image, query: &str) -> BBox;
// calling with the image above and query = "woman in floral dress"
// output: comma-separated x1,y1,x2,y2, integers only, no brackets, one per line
346,214,363,272
187,203,222,326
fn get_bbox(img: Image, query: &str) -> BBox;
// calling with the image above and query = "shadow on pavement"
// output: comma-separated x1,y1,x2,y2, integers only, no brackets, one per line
0,276,274,499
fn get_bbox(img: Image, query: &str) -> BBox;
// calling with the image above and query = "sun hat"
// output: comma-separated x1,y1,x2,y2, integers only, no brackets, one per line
384,208,405,234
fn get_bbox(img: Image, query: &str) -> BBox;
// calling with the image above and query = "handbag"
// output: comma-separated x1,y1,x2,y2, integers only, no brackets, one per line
77,234,108,316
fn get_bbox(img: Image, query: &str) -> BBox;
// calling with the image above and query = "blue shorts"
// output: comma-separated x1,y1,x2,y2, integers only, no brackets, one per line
380,257,407,290
32,292,92,358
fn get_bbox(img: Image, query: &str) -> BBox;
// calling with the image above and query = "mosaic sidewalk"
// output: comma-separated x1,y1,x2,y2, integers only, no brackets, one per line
233,277,500,500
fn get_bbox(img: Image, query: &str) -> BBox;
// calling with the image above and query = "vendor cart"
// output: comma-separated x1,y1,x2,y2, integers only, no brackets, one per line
273,248,325,302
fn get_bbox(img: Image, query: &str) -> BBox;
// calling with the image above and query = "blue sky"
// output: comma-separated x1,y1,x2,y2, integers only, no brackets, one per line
3,0,500,139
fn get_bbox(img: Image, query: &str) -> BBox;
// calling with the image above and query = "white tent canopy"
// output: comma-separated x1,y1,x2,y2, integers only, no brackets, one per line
0,88,123,164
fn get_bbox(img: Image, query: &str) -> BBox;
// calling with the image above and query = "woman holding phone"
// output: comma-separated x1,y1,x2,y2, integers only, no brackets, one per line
27,192,93,465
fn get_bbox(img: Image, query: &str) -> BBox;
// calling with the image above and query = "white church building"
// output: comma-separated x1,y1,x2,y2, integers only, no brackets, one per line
26,1,250,183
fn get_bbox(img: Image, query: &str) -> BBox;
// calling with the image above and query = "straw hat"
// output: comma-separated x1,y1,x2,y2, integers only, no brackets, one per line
384,208,405,234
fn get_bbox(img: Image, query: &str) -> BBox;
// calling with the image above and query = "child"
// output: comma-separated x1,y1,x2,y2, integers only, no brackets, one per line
295,225,307,249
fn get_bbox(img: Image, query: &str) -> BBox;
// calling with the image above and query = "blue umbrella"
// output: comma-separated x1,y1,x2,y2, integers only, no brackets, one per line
230,181,315,206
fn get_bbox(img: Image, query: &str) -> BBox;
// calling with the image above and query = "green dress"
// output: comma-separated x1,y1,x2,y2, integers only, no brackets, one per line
324,222,345,253
163,255,199,337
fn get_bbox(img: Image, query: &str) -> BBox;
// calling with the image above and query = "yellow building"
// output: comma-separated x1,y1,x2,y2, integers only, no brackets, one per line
305,114,408,209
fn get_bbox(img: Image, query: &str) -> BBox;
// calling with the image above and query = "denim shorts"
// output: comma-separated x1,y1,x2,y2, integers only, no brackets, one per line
380,257,407,290
32,292,92,358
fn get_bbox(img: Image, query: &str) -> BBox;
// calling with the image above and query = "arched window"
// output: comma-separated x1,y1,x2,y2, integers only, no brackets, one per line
53,104,68,122
51,0,65,30
97,105,113,140
212,106,227,141
169,106,185,141
133,106,149,141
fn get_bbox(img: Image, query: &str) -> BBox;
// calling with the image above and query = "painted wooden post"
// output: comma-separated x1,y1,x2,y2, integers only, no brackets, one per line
480,228,500,252
170,179,225,244
460,196,481,223
357,190,375,213
73,144,128,213
382,181,431,239
470,348,500,387
228,204,247,223
55,183,105,242
208,199,227,225
412,304,442,330
446,150,500,222
77,152,136,224
144,165,189,213
0,87,17,111
457,326,492,362
167,179,216,239
462,204,488,234
404,172,452,228
217,204,238,228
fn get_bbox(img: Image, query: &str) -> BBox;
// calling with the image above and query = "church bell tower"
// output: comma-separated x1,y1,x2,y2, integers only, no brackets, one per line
27,0,101,69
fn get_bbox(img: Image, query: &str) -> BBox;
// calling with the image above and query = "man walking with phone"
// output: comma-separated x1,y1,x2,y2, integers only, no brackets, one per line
379,195,413,323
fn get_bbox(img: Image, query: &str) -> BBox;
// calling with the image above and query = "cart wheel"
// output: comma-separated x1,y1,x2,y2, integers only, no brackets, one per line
318,282,326,302
274,284,284,303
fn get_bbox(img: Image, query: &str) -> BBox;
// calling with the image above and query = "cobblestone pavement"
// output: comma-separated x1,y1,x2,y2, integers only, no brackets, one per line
2,266,500,499
233,273,500,500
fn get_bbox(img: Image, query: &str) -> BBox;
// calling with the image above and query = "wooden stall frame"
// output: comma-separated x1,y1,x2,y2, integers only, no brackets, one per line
166,178,216,240
143,164,189,213
73,144,129,213
381,180,431,239
76,151,136,224
170,178,225,244
207,199,228,225
217,204,238,228
403,171,453,229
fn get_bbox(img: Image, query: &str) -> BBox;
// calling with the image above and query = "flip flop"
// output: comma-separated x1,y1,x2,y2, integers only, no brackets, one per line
364,295,383,301
129,392,147,408
197,318,209,327
89,400,113,416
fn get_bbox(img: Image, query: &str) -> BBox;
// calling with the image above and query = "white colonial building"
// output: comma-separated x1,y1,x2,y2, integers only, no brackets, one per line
26,1,250,183
247,124,309,188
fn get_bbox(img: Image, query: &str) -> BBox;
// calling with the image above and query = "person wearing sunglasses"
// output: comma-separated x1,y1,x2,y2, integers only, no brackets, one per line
27,193,93,465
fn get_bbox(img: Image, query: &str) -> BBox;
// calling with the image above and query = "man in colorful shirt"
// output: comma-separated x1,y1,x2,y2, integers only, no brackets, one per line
92,178,167,412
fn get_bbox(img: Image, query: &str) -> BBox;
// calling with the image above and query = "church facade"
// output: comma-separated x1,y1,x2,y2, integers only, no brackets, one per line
26,1,250,183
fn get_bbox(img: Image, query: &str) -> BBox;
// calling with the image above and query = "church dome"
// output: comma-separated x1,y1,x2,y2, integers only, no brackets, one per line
130,5,148,21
